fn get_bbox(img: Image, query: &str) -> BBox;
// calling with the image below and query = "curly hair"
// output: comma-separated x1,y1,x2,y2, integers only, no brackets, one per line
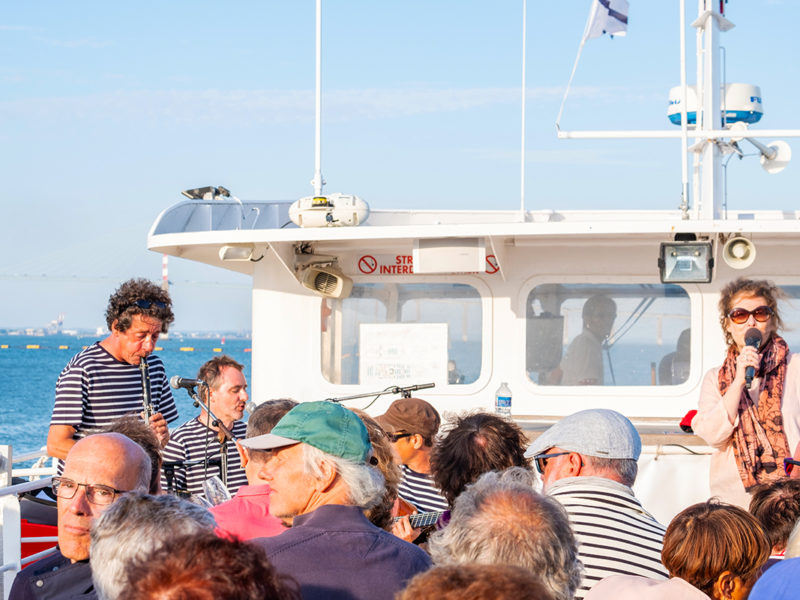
350,407,402,531
105,278,174,334
749,478,800,552
430,412,532,506
718,277,785,347
662,500,770,597
119,532,301,600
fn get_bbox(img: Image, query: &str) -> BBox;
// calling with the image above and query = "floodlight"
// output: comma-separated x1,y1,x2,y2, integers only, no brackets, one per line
658,239,713,283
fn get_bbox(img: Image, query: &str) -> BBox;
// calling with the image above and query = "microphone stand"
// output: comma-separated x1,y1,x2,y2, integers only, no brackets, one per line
181,384,239,489
326,382,435,403
163,458,222,497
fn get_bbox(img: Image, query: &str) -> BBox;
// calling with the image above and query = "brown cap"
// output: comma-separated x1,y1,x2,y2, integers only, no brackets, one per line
375,398,441,439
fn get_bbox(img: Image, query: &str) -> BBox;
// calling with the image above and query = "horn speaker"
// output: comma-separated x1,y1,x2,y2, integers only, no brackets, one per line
301,266,353,299
722,237,757,270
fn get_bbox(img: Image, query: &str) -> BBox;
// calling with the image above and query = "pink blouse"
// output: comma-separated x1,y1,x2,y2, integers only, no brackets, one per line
693,352,800,509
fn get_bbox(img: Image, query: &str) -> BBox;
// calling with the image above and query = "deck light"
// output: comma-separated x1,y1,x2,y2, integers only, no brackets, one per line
219,245,263,262
182,186,231,201
658,236,713,283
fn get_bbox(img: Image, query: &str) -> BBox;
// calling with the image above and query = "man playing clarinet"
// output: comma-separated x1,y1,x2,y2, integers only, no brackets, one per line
47,278,178,472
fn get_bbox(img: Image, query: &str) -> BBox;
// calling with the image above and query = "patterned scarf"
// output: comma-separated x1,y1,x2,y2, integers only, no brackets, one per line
718,335,790,491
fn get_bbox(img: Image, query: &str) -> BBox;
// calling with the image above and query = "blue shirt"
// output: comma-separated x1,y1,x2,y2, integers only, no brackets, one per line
9,549,96,600
255,504,432,600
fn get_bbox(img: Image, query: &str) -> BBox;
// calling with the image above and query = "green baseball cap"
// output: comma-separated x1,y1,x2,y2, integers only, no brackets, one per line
239,401,371,463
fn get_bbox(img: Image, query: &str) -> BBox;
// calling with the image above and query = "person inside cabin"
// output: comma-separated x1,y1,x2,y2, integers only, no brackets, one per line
118,531,302,600
427,467,582,600
240,401,432,600
659,327,691,385
47,278,178,471
429,411,532,510
161,355,249,499
209,399,296,540
586,500,770,600
9,433,151,600
692,277,800,509
375,397,449,538
89,492,216,600
526,408,669,599
549,294,617,386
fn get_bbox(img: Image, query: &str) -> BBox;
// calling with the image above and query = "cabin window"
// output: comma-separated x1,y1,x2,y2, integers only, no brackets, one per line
526,283,690,386
779,285,800,350
320,283,482,386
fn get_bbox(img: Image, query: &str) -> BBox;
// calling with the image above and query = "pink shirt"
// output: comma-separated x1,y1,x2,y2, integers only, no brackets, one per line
210,484,287,540
693,352,800,509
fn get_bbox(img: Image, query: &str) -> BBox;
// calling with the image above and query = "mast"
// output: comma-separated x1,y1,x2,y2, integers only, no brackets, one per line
694,0,732,219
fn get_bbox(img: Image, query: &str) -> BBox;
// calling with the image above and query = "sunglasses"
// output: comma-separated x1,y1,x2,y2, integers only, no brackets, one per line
387,432,413,443
784,457,800,475
132,299,167,310
533,452,570,475
727,305,773,325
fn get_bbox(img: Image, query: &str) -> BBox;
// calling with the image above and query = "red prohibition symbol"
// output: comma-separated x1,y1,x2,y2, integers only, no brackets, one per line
358,255,378,274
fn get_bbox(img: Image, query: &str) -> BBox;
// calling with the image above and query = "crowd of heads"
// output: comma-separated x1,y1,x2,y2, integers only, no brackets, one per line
33,298,800,600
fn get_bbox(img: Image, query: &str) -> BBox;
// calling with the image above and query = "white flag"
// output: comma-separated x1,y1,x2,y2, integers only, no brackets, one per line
584,0,629,41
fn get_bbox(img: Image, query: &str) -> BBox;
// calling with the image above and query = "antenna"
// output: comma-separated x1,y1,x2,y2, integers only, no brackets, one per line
312,0,325,197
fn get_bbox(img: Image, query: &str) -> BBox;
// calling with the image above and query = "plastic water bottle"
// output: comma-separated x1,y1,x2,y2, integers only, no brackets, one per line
495,382,512,416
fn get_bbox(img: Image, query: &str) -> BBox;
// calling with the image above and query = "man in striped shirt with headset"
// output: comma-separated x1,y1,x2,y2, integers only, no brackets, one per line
47,278,178,472
376,397,449,515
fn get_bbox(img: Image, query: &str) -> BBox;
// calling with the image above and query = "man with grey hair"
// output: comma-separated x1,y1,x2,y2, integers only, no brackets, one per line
428,467,582,600
9,433,151,600
209,399,297,539
242,401,432,600
526,408,668,599
89,492,216,600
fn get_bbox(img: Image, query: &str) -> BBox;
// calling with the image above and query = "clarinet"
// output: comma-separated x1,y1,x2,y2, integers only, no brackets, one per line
139,359,155,421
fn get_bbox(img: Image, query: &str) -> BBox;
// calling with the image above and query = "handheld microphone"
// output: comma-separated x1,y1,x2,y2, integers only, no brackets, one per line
170,375,206,390
245,401,258,415
744,328,762,390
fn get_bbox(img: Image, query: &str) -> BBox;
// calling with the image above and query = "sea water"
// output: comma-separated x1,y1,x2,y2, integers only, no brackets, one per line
0,334,252,457
1,333,679,458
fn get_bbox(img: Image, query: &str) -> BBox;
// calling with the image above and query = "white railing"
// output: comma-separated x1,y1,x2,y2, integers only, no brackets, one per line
0,446,58,600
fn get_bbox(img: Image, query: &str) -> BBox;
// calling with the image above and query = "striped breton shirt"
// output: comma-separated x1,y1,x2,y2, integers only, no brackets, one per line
50,342,178,472
547,476,669,600
398,465,449,513
161,417,247,498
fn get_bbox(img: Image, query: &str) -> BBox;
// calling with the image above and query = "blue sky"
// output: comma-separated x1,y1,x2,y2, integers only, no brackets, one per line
1,1,797,331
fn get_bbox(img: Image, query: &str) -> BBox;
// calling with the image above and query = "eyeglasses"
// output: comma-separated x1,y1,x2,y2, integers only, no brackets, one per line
784,457,800,475
132,299,167,310
727,305,773,324
387,432,413,443
52,476,127,505
533,452,571,475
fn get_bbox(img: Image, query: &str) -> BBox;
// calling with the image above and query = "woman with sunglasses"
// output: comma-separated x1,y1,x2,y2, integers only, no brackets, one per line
693,277,800,508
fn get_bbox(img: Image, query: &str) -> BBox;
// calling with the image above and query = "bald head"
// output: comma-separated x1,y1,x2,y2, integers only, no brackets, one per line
57,433,151,562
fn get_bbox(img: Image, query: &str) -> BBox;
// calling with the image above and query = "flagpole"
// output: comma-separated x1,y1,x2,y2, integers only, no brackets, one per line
556,1,598,128
520,0,527,219
679,0,690,218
